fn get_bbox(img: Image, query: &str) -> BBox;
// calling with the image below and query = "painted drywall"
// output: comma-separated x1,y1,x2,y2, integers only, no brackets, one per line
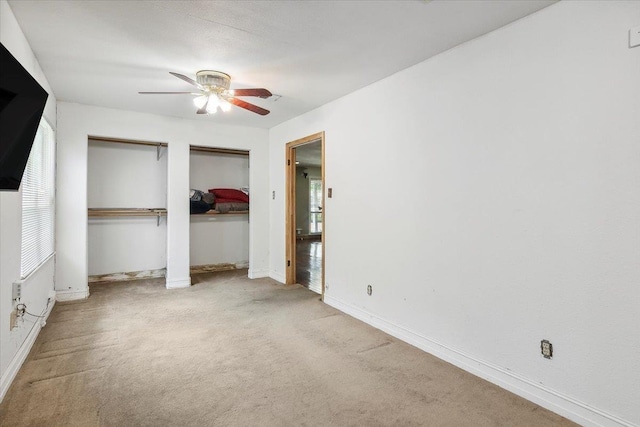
87,218,167,276
190,151,249,267
269,2,640,426
56,102,269,296
87,140,168,208
87,140,167,276
295,166,321,235
0,0,57,401
165,141,191,288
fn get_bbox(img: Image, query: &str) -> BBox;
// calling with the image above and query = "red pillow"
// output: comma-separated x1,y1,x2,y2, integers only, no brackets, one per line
208,188,249,203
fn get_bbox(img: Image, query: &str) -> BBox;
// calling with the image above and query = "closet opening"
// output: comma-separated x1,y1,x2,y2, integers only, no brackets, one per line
189,145,250,281
87,136,168,284
285,132,325,297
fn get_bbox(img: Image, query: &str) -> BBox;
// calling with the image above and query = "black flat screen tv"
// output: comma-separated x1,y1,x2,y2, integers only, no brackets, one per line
0,42,49,191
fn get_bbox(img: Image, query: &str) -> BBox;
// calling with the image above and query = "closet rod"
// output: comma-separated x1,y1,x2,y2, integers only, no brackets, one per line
89,136,168,148
189,145,249,156
89,137,247,157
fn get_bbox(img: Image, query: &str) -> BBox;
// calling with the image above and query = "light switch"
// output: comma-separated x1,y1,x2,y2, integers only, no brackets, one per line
328,188,333,198
12,282,21,301
631,25,640,48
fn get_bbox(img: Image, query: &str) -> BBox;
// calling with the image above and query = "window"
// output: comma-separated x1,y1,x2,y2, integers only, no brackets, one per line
20,118,55,278
309,178,322,234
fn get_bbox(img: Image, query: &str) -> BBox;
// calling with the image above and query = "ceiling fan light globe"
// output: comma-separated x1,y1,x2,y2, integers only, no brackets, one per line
206,103,218,114
207,94,220,109
219,99,232,112
193,95,207,109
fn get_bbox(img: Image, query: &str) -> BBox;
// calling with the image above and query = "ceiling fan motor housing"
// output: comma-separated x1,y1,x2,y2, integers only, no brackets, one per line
196,70,231,90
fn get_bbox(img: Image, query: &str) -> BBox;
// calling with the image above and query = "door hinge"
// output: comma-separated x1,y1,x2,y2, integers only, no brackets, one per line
287,260,291,267
287,159,291,166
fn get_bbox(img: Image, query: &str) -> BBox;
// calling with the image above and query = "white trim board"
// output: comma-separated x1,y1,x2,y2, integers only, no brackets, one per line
166,277,191,289
0,298,56,403
249,269,270,280
56,288,89,301
267,272,285,283
324,295,634,427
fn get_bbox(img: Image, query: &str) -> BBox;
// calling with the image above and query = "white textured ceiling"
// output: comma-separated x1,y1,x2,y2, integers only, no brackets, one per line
8,0,555,129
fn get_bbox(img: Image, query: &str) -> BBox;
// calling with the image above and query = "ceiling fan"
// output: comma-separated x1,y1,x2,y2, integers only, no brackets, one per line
139,70,272,116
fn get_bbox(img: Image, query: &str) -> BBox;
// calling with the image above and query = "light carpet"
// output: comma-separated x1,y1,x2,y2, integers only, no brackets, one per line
0,270,575,426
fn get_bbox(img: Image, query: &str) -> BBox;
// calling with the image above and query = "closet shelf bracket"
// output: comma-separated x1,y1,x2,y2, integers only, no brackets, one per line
157,143,162,161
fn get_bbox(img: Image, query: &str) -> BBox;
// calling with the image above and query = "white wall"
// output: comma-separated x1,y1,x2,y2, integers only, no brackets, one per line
88,219,167,276
190,151,249,266
269,2,640,426
87,140,167,208
190,151,249,191
56,102,269,296
0,0,57,401
87,140,167,276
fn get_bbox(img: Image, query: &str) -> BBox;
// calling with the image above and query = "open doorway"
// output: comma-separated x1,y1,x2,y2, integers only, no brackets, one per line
286,132,325,297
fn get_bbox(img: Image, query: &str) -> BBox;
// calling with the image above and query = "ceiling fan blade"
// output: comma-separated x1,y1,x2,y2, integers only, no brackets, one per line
228,98,270,116
196,98,209,115
138,91,196,94
169,72,204,90
231,88,272,99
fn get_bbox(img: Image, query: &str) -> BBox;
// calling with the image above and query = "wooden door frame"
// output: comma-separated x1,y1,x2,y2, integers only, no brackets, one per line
285,131,325,298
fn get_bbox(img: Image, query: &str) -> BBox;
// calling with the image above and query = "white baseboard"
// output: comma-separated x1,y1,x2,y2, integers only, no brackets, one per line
323,295,634,427
55,288,89,301
166,277,191,289
248,269,270,279
0,297,55,403
235,261,250,269
268,272,285,284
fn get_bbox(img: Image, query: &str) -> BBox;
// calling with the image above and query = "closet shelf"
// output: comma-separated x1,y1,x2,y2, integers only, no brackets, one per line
88,208,167,217
89,208,248,218
192,210,249,216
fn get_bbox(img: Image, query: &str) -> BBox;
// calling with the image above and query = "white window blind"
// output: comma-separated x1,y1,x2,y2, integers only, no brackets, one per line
20,118,55,279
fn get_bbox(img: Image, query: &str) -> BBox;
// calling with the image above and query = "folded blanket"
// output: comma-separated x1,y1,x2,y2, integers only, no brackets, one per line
209,188,249,203
214,199,249,213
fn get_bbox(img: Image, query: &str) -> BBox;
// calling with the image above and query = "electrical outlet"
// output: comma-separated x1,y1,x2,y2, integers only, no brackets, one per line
10,310,18,330
541,339,553,359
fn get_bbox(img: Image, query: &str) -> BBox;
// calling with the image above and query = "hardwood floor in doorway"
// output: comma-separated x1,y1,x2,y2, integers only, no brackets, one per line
296,236,322,294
